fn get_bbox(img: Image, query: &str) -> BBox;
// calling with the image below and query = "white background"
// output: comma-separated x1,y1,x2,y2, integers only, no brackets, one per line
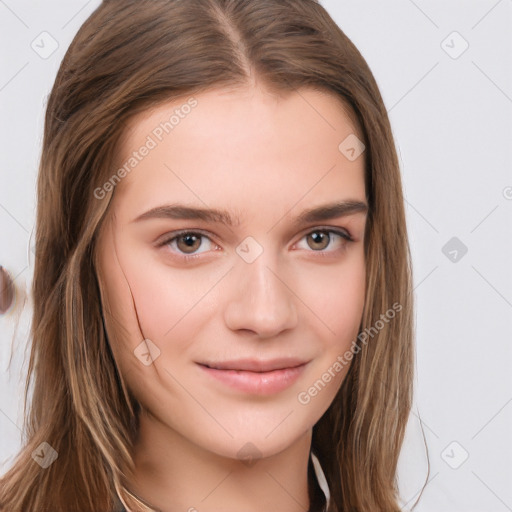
0,1,511,510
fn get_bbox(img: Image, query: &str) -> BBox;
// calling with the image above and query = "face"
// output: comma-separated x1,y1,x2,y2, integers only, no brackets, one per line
95,85,367,460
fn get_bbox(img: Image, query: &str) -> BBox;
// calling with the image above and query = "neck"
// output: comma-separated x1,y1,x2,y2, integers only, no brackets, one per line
125,408,316,512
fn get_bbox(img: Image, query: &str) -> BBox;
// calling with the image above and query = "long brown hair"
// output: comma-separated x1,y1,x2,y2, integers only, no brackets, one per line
0,1,414,510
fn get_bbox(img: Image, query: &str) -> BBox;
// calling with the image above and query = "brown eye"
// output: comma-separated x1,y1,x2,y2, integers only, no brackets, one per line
176,233,203,254
296,228,352,254
306,231,330,251
159,231,216,258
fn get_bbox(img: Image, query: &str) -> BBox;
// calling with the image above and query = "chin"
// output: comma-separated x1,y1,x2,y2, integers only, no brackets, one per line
184,406,320,462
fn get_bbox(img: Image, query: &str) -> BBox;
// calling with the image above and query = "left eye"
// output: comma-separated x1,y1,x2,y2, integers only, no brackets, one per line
295,229,352,252
159,228,352,258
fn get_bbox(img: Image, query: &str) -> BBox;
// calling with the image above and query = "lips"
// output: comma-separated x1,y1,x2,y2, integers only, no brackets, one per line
199,357,308,372
197,358,309,394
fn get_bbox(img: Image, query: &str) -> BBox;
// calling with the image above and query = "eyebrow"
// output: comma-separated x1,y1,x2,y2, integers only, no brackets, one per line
132,200,368,227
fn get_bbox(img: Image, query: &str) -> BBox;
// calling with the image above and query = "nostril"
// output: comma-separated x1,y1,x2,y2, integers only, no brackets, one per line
0,266,15,314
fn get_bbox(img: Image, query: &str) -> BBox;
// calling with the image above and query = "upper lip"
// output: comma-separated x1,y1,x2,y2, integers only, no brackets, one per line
199,358,308,372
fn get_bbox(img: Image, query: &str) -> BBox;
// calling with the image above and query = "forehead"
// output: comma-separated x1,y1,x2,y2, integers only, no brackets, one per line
110,85,366,220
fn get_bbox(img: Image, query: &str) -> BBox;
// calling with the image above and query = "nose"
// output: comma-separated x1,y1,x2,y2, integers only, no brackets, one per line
223,251,298,339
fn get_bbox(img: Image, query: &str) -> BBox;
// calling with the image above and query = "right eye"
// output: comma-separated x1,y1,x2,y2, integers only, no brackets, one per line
158,230,220,260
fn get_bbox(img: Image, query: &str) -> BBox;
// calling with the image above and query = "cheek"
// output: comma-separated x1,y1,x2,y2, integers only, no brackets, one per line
95,225,205,373
113,247,220,355
295,250,366,344
293,260,365,415
330,263,366,342
293,249,365,401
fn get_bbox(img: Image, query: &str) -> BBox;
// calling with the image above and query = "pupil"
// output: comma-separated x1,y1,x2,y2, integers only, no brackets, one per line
184,235,196,246
310,232,328,249
179,234,200,253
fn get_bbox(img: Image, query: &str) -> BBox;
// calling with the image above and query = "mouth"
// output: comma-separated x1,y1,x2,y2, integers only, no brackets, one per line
199,357,308,372
196,358,309,395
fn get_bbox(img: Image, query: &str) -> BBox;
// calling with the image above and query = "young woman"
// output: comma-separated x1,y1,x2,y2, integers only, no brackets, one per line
0,1,414,511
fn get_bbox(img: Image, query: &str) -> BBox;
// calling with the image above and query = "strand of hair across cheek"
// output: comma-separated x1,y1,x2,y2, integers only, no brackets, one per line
109,218,161,512
110,218,150,345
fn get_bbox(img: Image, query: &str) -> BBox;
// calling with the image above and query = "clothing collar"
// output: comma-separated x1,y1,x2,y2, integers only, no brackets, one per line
310,451,330,511
311,451,330,506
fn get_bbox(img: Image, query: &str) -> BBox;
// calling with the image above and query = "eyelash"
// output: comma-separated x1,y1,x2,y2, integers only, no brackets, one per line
157,227,354,261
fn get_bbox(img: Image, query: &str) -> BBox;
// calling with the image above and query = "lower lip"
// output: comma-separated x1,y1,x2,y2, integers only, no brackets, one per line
197,363,308,395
